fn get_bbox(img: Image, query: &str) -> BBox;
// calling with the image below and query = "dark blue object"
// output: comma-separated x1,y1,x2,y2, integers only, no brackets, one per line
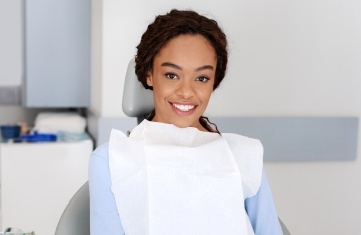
0,125,21,140
17,131,57,142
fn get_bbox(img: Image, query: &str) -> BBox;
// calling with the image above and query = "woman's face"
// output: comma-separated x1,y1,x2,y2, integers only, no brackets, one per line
146,35,217,131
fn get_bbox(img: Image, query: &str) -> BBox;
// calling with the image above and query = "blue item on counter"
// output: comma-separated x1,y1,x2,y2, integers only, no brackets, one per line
0,125,21,140
16,131,57,142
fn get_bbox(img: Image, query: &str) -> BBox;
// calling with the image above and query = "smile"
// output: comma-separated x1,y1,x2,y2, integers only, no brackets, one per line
172,103,195,112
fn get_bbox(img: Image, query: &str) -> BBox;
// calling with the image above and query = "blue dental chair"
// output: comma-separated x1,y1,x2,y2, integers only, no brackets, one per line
55,59,291,235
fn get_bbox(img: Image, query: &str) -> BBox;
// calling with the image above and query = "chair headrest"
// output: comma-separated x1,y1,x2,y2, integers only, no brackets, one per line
122,59,154,117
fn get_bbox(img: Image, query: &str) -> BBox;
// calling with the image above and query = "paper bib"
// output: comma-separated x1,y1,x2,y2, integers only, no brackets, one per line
109,120,263,235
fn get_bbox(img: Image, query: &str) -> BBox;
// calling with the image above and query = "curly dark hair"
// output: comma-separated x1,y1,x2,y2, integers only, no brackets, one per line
135,9,228,91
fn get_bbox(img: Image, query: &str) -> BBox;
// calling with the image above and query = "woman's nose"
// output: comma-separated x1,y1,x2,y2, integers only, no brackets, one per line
175,80,195,99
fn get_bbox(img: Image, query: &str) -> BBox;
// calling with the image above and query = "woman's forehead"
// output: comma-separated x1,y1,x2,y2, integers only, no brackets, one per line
154,35,217,67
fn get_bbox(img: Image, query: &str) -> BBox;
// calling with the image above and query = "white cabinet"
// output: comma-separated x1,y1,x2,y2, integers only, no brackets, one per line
23,0,90,107
0,139,93,235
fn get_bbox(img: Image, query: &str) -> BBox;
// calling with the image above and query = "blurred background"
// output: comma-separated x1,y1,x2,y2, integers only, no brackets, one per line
0,0,360,234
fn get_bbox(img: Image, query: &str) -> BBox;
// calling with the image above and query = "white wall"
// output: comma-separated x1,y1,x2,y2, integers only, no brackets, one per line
92,1,361,234
91,0,361,118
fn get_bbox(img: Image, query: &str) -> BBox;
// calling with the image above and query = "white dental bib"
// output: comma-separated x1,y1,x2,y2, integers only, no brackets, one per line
109,120,263,235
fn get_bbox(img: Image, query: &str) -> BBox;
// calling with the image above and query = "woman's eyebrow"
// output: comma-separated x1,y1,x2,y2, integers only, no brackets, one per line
161,62,214,71
161,62,182,70
195,65,214,72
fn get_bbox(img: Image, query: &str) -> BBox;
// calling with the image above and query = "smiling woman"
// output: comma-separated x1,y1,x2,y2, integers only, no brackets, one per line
89,9,283,235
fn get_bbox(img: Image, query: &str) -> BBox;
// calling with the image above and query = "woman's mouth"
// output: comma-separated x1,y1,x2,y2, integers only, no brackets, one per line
172,103,195,112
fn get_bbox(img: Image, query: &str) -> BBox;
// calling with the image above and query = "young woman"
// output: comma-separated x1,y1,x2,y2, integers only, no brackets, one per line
89,9,283,235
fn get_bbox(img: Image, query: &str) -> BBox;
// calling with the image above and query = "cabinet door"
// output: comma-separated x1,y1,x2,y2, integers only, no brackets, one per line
23,0,90,107
0,140,93,235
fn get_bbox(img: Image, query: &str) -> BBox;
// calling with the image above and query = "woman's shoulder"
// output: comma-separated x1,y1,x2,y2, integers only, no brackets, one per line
222,133,263,153
91,142,109,160
222,133,263,198
221,133,263,165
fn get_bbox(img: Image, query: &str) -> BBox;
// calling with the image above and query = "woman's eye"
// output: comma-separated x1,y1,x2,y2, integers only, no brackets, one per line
196,76,209,83
165,73,178,80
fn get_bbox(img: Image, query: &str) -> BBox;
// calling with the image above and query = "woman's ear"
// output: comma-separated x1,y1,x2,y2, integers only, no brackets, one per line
146,72,153,87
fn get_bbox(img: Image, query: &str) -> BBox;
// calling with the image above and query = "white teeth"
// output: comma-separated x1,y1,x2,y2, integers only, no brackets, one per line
172,103,195,111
